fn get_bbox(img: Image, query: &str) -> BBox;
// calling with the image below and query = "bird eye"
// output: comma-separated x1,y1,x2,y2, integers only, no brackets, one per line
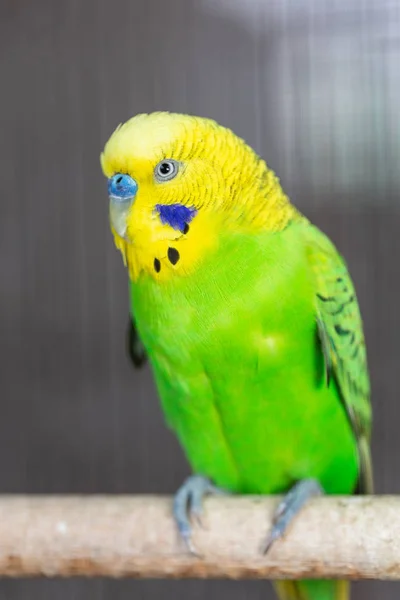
154,159,179,182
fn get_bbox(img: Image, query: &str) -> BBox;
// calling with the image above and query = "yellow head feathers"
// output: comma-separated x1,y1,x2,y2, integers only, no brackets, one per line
100,112,296,282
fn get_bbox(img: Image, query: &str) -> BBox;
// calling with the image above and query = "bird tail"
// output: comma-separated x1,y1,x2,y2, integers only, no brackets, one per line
273,580,349,600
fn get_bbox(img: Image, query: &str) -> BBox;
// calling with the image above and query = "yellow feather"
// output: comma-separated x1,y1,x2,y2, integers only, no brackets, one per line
101,112,301,282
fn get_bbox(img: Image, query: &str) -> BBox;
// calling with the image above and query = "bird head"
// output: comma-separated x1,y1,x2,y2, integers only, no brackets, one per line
100,112,295,282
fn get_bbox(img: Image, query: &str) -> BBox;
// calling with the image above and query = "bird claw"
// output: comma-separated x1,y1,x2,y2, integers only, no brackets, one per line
173,475,228,555
262,478,323,555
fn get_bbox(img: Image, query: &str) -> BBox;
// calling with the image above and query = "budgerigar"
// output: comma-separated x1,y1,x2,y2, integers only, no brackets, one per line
101,112,373,600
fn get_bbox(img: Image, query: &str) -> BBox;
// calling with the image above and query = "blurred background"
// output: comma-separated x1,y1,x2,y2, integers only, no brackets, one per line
1,0,399,598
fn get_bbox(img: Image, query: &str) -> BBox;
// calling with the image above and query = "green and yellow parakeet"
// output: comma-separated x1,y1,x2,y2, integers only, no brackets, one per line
101,112,373,600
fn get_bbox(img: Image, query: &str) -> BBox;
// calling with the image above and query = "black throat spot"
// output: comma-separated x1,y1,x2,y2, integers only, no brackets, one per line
154,258,161,273
167,247,180,265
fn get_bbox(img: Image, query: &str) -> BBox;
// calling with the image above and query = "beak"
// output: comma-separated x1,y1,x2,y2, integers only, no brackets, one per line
109,198,134,239
108,174,138,239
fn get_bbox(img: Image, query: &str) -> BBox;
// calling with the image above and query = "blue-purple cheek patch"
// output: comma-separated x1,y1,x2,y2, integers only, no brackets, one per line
155,204,197,233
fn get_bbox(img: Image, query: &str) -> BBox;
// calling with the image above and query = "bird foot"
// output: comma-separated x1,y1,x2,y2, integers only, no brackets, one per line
262,478,323,554
173,474,229,555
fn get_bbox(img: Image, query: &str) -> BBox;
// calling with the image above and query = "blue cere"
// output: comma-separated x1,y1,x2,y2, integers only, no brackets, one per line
156,203,197,232
108,173,138,200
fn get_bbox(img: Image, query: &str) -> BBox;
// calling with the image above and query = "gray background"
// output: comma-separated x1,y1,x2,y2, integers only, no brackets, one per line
1,0,399,598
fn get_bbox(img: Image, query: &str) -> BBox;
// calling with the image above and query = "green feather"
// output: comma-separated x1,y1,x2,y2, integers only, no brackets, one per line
274,580,349,600
305,225,373,494
130,219,372,600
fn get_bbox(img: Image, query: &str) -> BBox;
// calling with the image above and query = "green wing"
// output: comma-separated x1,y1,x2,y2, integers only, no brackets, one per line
304,224,373,494
126,315,147,368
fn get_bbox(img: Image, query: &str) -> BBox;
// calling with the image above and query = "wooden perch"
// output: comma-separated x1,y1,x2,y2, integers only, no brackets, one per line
0,495,397,579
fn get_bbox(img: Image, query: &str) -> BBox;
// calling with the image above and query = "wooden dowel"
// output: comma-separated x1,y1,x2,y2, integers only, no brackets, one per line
0,495,396,579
